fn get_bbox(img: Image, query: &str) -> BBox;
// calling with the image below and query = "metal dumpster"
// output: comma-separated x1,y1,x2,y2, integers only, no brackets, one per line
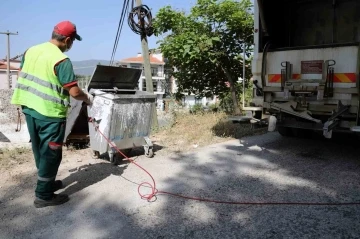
64,65,157,163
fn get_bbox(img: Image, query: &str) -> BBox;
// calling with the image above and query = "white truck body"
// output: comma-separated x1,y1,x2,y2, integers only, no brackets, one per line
251,0,360,138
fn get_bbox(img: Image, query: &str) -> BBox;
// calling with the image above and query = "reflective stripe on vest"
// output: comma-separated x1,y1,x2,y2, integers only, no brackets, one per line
15,83,70,107
19,72,64,95
18,71,69,97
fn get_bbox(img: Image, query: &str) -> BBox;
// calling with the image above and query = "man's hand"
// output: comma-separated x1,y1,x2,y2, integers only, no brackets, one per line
85,92,94,105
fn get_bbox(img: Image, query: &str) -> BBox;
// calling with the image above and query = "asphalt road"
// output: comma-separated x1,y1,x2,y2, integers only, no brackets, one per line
1,132,360,239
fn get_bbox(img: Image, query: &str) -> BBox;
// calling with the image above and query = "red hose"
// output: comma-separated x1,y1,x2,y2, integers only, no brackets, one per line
90,119,360,206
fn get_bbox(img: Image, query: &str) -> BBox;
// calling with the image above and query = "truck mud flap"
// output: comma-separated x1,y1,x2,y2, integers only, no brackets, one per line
268,101,322,123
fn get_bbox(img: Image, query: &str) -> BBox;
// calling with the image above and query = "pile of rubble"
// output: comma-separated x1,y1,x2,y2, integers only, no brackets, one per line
0,90,30,145
0,89,25,124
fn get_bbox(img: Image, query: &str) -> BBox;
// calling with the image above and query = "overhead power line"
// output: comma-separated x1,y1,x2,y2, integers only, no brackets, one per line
110,0,131,66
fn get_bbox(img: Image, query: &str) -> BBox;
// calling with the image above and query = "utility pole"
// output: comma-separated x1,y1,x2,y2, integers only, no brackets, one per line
135,0,158,128
0,31,18,89
242,43,246,109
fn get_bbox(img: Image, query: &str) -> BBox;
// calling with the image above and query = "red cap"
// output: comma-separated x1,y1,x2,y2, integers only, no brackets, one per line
54,21,82,41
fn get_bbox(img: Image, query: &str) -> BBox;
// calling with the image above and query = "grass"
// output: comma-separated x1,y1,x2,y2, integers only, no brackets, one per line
152,111,267,152
0,147,33,169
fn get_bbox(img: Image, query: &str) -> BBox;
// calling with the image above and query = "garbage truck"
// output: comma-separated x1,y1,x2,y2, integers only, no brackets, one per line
248,0,360,138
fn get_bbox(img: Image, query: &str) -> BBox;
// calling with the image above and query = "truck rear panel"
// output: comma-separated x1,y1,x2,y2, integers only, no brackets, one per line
251,0,360,137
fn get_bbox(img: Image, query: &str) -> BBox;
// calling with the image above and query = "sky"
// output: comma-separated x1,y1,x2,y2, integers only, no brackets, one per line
0,0,195,62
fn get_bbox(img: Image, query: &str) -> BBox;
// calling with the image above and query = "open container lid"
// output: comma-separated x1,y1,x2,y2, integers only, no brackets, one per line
87,65,142,91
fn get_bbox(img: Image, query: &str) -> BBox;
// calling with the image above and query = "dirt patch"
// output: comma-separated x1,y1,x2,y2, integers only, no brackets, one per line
0,111,266,194
0,112,265,170
0,147,32,169
152,112,266,153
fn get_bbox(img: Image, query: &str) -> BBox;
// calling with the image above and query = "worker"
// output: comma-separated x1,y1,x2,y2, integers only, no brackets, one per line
11,21,94,208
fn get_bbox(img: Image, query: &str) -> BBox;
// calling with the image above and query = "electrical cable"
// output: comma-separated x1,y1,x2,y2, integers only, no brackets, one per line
88,118,360,206
110,0,127,65
110,1,154,65
110,0,129,65
113,0,131,64
110,0,131,66
128,4,154,37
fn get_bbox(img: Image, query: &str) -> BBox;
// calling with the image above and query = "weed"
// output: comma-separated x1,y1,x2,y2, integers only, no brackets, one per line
189,103,205,115
152,111,266,152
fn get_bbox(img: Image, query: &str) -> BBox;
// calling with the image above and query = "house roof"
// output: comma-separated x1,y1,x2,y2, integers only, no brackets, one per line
120,55,165,65
1,59,21,63
0,61,20,71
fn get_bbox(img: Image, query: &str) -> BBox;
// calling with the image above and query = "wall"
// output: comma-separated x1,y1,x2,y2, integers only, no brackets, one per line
0,61,20,89
182,95,195,108
124,62,166,110
182,95,217,108
0,71,18,89
152,53,164,62
171,76,217,108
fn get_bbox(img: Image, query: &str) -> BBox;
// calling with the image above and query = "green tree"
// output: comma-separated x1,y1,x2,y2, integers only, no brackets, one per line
153,0,253,115
75,74,88,89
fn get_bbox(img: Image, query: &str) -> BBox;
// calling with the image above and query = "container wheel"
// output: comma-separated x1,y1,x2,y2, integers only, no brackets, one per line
109,153,115,164
145,148,154,158
111,149,132,165
120,149,132,158
91,150,100,159
291,128,312,139
116,149,132,160
112,154,120,165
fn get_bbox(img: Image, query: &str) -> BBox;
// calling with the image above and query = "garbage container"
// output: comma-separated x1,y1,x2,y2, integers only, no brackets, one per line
64,65,157,162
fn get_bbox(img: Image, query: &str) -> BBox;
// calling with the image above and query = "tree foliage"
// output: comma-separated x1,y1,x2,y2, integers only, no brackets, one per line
153,0,254,114
75,74,89,89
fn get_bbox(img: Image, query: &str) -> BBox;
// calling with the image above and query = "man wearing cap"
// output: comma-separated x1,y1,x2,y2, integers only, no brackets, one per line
11,21,93,208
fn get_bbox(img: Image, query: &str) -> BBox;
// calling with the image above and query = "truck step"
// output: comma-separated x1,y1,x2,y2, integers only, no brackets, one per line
350,126,360,132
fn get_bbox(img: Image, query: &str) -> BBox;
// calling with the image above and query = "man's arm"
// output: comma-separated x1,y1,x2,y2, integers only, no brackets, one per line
18,51,26,77
55,59,93,104
64,84,92,103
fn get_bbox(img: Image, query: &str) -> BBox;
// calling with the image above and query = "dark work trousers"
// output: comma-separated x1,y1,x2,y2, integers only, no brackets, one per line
24,114,66,200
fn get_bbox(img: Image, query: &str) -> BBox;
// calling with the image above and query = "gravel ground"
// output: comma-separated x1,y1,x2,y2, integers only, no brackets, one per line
1,132,360,238
0,89,26,125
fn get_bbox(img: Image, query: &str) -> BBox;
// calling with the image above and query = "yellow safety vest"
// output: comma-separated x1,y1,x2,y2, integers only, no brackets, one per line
11,42,70,118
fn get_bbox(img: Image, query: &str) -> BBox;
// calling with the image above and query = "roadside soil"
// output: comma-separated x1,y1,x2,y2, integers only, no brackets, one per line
0,112,266,190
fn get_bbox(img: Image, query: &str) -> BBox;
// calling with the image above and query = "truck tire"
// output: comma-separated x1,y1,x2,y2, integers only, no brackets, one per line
291,128,312,138
277,126,292,137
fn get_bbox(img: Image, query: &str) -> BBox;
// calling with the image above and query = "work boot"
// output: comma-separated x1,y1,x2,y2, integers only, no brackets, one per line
54,180,64,191
34,194,69,208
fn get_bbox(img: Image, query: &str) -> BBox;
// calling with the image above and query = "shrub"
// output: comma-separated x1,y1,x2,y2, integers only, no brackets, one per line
189,103,204,114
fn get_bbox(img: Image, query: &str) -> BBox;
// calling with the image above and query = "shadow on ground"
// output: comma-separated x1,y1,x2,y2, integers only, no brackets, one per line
1,132,360,238
60,162,128,196
0,132,10,143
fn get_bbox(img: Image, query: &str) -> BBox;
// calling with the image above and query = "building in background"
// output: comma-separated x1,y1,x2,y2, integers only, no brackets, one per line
118,50,217,110
118,50,166,110
169,69,218,109
0,59,20,89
